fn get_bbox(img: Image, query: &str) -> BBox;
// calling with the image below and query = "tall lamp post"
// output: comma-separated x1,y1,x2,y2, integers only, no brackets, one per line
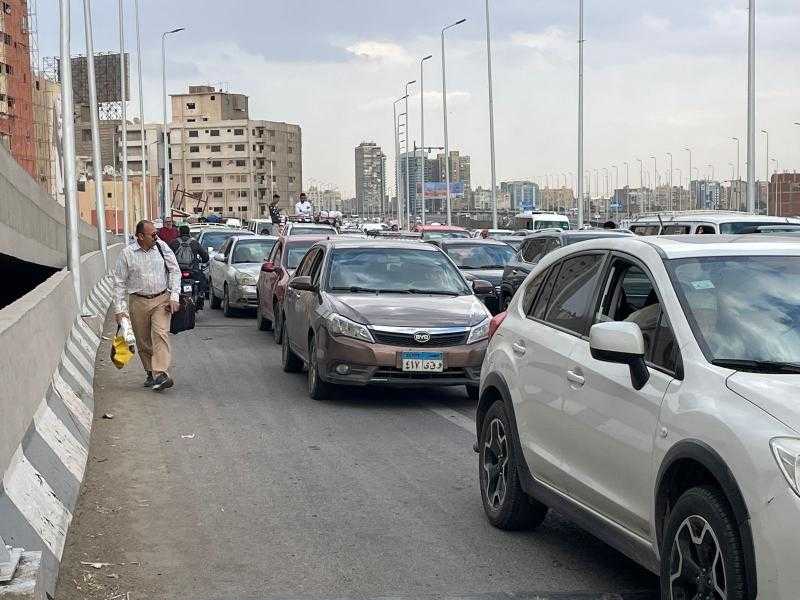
683,147,693,210
441,17,466,226
761,129,769,185
118,0,129,241
419,55,432,225
404,79,416,230
392,95,407,228
134,0,148,220
636,158,643,213
746,0,756,213
161,27,185,219
484,0,498,229
577,0,584,227
666,152,673,210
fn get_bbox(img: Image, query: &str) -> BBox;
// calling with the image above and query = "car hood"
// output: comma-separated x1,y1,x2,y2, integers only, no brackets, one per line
233,263,261,278
461,269,504,286
326,293,490,328
726,372,800,433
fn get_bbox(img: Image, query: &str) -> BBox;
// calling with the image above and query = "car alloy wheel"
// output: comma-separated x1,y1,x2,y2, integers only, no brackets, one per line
669,515,727,600
483,417,509,510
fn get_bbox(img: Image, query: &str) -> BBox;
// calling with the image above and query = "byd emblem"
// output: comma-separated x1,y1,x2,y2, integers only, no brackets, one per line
414,331,431,343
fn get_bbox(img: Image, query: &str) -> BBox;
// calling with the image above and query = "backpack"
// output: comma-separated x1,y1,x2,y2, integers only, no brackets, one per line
174,238,196,270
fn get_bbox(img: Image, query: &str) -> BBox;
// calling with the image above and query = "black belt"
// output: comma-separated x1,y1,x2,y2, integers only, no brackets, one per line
132,289,167,299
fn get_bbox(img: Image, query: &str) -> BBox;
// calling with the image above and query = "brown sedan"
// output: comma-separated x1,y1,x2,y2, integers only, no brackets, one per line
280,239,494,400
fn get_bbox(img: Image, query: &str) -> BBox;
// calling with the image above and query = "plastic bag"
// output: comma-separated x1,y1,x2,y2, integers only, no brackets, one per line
110,320,136,369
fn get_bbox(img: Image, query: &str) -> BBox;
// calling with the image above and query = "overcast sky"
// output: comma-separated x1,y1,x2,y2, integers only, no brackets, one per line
40,0,799,197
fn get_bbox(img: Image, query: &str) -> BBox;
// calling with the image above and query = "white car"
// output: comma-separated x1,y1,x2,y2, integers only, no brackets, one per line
478,234,800,598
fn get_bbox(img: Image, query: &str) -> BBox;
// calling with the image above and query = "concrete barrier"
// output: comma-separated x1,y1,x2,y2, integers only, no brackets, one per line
0,245,121,598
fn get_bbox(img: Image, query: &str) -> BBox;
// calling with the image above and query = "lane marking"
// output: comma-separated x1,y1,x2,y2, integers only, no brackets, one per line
428,405,475,435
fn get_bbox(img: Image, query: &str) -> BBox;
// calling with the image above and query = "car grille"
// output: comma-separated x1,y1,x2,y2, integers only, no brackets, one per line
371,331,468,347
372,367,468,381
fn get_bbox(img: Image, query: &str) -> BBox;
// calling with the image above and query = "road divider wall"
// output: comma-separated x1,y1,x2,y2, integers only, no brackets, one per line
0,245,121,598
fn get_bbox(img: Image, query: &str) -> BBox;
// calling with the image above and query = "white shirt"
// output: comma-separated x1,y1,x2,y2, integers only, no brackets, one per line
295,200,312,216
113,239,181,313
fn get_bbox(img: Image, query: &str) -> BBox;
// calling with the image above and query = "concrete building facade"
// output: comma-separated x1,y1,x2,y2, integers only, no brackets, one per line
354,142,385,217
501,180,538,211
769,173,800,217
169,85,301,220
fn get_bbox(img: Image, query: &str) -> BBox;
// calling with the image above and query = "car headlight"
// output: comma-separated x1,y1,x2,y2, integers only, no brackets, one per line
235,272,256,286
466,317,491,344
771,437,800,497
326,313,374,343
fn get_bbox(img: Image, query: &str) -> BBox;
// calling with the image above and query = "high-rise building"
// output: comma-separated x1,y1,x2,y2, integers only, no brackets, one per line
0,0,36,178
769,173,800,216
435,151,471,193
354,142,385,217
501,180,538,211
32,73,60,198
169,85,302,219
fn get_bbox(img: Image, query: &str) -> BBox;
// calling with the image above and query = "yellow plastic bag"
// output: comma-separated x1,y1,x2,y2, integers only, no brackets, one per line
110,334,135,369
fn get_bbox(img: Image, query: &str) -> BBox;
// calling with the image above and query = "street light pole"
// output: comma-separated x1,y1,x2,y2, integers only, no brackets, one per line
761,129,769,185
161,27,185,219
577,0,584,228
484,0,498,229
666,152,673,210
441,17,466,226
60,0,81,304
118,0,129,241
420,55,432,226
404,80,416,230
746,0,756,213
393,96,407,227
636,158,643,213
134,0,148,220
650,156,657,210
82,0,107,266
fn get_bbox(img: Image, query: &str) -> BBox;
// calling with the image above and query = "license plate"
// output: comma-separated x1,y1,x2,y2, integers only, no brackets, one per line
401,351,444,372
182,284,193,293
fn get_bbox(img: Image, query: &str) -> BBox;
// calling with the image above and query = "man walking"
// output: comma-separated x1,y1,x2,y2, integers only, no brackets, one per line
114,220,181,391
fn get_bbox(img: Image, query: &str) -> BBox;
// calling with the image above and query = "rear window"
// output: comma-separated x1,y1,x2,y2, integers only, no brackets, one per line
720,221,793,234
631,224,660,236
200,230,253,250
661,224,691,235
291,227,335,236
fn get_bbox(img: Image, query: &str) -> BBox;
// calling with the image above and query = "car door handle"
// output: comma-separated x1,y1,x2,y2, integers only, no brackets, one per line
566,369,585,387
512,341,526,356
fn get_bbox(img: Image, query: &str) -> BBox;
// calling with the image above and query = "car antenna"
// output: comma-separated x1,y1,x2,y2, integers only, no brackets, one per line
657,213,664,230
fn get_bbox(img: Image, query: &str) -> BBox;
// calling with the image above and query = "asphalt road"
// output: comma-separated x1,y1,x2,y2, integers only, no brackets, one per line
56,307,658,600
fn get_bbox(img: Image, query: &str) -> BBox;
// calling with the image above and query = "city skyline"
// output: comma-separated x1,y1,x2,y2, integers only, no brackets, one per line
39,1,800,198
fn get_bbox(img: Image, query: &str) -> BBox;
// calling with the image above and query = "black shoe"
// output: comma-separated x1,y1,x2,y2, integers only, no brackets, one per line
152,373,174,392
143,371,154,388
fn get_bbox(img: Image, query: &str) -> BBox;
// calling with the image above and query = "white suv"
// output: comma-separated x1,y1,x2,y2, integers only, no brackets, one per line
478,234,800,599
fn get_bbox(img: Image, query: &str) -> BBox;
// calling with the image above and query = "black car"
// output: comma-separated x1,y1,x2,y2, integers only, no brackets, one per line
428,238,515,314
499,229,634,310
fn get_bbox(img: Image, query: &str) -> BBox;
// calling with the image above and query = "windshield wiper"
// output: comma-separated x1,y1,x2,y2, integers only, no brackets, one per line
711,358,800,374
330,286,381,293
477,264,506,269
406,288,460,296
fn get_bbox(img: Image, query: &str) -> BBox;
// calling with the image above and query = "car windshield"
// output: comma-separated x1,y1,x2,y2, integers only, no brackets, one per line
421,230,471,240
670,255,800,366
445,244,515,269
232,239,276,263
286,242,316,269
291,227,335,236
327,248,470,295
201,230,252,251
533,219,569,230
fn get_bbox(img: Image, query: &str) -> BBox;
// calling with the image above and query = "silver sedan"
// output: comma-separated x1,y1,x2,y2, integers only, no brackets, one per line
209,235,278,317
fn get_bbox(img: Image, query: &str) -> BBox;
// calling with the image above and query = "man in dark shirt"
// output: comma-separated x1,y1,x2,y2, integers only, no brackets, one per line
269,193,282,224
169,225,210,293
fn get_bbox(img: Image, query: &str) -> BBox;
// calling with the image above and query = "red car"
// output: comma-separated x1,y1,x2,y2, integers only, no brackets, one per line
255,235,328,341
414,224,471,241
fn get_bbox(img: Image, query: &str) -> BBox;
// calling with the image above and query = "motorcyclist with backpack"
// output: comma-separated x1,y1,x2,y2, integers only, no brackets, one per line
169,225,209,300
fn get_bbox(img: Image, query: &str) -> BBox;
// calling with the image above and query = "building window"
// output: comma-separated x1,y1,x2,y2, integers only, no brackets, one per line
234,128,244,136
187,118,196,122
210,95,215,100
235,159,246,167
238,191,248,198
238,206,248,212
289,176,295,183
186,102,195,109
268,130,275,137
107,192,112,198
288,161,293,168
210,129,220,137
212,206,222,212
268,145,276,152
211,160,222,167
81,129,91,142
188,130,198,138
288,146,293,154
191,161,201,168
210,145,221,152
202,117,208,122
191,177,201,183
189,145,199,153
234,144,245,151
2,3,11,15
212,176,223,183
212,192,223,199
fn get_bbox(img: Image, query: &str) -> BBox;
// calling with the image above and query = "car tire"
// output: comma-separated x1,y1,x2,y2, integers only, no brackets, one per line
466,384,479,401
273,306,284,345
479,400,548,531
256,299,272,331
209,281,221,309
222,285,234,317
281,329,303,373
307,336,331,401
660,486,747,600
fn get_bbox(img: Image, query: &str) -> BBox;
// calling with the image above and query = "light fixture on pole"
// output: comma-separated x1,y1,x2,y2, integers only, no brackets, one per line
746,0,756,213
82,0,107,267
404,79,416,230
118,0,129,241
420,55,432,226
441,17,466,226
484,0,498,229
398,112,407,226
134,0,148,220
161,27,185,219
60,0,81,305
392,96,407,227
577,0,584,228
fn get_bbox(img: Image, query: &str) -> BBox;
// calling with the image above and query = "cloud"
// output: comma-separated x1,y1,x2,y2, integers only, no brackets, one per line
344,40,410,64
510,27,570,52
641,14,670,32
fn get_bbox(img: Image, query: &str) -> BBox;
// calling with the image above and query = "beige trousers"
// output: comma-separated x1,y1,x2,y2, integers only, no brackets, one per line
129,292,171,374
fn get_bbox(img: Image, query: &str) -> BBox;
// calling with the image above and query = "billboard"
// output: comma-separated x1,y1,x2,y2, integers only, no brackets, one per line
61,53,130,104
416,181,465,199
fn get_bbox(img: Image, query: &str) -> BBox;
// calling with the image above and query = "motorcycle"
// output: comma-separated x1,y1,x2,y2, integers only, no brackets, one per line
180,270,204,311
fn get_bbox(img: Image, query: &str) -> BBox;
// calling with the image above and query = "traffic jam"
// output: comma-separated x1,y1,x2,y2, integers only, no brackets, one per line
189,211,800,598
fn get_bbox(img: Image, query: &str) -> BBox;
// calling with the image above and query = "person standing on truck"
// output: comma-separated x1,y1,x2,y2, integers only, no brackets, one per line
269,193,283,225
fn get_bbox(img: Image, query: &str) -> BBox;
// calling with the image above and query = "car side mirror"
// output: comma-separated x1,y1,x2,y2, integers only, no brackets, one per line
289,275,317,292
261,261,276,273
213,252,225,262
589,321,650,390
472,279,494,296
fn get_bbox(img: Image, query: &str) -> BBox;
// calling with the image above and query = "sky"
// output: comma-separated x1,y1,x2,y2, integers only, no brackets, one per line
39,0,800,198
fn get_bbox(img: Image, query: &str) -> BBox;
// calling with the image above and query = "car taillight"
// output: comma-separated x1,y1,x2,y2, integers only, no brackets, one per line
488,311,507,340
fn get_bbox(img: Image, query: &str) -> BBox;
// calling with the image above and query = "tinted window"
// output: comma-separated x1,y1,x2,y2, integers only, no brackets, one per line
695,225,716,234
719,221,789,234
522,268,549,314
232,239,276,263
421,230,471,240
631,225,660,236
544,238,561,253
291,226,336,236
521,238,547,263
445,244,515,269
268,242,282,263
286,241,318,269
662,224,690,235
296,248,319,276
530,263,561,320
543,254,605,335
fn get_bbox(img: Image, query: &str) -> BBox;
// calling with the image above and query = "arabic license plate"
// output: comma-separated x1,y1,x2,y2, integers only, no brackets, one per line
401,351,444,373
182,284,193,293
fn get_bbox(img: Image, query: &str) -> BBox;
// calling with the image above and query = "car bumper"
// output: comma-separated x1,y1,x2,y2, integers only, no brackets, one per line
229,284,258,308
316,328,487,387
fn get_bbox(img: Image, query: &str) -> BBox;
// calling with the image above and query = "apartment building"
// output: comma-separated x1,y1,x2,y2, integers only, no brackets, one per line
354,142,385,217
169,85,301,219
